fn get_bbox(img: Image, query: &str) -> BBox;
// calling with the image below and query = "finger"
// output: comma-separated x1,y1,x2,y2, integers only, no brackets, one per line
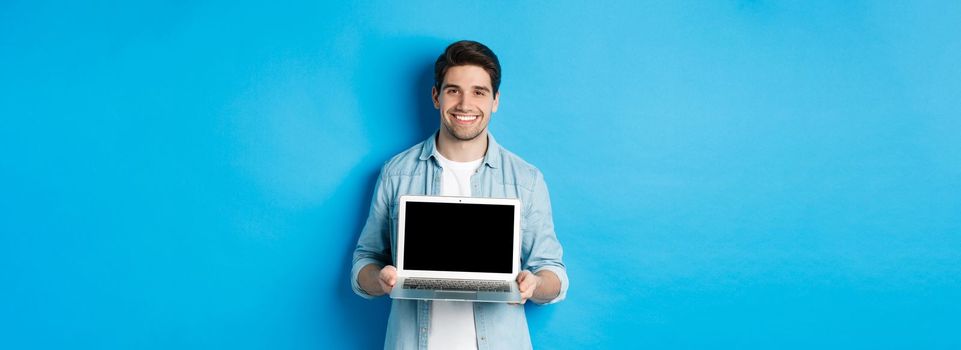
516,271,531,283
518,283,531,297
521,277,536,293
379,266,397,293
379,279,393,293
381,267,397,286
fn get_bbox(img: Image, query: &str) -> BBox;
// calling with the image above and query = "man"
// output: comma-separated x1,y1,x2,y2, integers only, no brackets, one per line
351,40,568,350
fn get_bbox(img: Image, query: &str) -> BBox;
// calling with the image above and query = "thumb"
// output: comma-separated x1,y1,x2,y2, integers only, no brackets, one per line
517,270,531,282
381,266,397,285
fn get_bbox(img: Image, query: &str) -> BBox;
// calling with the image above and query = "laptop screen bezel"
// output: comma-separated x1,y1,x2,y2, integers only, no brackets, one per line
396,195,521,281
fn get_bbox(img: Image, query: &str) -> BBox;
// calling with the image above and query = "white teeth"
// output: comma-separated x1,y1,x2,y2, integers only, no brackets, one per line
454,115,478,121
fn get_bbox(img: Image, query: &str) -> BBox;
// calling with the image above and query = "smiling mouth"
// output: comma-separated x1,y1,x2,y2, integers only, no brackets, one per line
451,113,479,123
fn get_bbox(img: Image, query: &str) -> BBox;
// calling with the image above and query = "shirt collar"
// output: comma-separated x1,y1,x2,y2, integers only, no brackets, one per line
419,130,501,169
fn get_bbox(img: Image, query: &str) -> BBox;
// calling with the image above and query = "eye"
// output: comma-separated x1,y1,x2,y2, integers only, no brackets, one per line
474,90,487,97
446,88,459,95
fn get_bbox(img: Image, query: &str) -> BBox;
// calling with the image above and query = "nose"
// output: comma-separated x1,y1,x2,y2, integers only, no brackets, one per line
454,96,469,110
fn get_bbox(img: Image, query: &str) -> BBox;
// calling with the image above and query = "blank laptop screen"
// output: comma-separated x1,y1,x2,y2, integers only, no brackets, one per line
403,201,514,273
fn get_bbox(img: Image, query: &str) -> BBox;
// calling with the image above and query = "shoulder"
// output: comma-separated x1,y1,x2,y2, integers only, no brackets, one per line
493,143,545,191
380,140,429,178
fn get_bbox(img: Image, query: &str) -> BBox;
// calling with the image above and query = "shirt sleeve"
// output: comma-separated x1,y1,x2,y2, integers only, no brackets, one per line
522,170,569,305
350,165,393,299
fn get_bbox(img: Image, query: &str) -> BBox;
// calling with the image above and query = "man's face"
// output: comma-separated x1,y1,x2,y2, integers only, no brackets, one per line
433,65,499,142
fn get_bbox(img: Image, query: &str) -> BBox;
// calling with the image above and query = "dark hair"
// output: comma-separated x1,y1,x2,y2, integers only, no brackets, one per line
434,40,501,94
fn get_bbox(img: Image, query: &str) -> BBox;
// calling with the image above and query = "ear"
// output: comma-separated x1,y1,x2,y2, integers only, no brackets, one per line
431,86,440,109
492,91,500,113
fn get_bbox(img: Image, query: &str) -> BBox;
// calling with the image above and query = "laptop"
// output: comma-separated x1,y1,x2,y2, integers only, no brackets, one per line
389,195,523,303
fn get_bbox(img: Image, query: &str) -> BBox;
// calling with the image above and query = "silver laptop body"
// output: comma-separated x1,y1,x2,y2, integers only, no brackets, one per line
389,195,522,303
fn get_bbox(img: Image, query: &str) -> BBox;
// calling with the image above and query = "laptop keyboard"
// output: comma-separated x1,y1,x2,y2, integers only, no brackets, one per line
403,278,511,292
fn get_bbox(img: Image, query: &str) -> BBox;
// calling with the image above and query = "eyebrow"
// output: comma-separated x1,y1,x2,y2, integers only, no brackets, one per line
442,84,492,93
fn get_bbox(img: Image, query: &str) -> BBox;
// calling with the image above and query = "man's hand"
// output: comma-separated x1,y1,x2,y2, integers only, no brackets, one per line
377,265,397,294
515,270,542,304
358,264,397,296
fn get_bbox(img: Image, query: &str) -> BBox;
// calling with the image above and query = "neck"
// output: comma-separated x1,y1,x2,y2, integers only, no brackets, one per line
436,129,488,162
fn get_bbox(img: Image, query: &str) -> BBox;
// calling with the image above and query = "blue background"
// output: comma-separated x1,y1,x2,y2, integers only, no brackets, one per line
2,1,960,349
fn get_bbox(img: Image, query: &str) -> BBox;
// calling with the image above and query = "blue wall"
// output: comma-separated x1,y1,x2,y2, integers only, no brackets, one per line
2,1,959,348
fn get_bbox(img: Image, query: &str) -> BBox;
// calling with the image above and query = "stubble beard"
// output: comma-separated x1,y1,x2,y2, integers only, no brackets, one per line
443,114,486,142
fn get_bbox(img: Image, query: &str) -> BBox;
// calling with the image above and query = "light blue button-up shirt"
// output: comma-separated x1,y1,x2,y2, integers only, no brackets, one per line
351,132,569,350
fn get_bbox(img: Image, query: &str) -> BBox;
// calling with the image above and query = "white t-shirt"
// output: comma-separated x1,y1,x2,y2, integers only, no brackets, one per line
429,148,483,350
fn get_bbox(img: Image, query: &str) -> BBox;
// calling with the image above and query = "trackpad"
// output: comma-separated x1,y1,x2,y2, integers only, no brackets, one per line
435,291,478,300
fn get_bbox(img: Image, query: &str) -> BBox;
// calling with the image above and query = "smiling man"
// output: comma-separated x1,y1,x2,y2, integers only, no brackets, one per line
351,40,568,350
